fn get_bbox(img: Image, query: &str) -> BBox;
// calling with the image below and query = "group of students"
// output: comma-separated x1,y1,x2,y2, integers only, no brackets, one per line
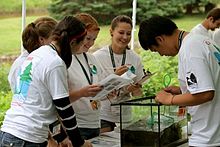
0,13,144,147
1,6,220,147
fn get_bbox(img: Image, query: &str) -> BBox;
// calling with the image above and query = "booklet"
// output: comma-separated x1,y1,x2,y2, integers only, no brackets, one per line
91,70,136,100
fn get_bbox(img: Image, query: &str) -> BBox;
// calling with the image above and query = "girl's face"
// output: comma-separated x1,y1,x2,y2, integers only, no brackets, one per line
78,30,99,53
111,22,132,49
70,39,86,54
150,34,178,56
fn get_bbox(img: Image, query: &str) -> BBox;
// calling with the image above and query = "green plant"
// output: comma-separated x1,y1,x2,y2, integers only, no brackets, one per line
140,50,178,96
0,91,12,127
0,63,12,127
0,63,11,92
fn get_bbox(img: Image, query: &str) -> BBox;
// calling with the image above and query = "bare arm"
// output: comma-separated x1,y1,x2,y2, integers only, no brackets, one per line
69,84,103,103
155,90,214,106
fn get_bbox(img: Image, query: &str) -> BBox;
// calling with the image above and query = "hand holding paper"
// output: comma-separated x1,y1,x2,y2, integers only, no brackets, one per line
91,70,136,100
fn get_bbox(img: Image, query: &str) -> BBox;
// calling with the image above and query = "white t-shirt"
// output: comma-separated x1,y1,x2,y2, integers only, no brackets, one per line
191,24,213,38
8,50,29,93
68,53,102,128
1,45,69,143
213,28,220,47
93,46,144,123
178,33,220,146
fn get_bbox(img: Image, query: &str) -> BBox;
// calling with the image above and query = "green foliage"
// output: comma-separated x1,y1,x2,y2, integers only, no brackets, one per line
140,50,178,96
0,63,11,92
48,0,219,25
0,63,12,127
137,0,184,21
48,0,123,24
0,91,12,127
47,0,190,24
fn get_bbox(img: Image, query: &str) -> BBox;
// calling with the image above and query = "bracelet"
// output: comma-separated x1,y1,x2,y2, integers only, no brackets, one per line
171,95,175,105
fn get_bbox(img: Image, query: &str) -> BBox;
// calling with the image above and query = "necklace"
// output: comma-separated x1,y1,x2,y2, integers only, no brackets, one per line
49,43,60,55
178,31,185,50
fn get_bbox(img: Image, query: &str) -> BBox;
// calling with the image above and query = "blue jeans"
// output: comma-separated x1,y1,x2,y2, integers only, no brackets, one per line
0,131,47,147
79,128,100,140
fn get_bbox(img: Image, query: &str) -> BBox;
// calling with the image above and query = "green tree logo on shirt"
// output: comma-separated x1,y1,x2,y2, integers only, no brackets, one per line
14,62,33,102
20,62,32,82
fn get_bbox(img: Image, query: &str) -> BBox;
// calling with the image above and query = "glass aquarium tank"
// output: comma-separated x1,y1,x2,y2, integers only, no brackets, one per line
112,96,188,147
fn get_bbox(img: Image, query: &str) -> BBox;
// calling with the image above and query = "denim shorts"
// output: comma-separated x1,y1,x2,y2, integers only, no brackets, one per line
0,131,47,147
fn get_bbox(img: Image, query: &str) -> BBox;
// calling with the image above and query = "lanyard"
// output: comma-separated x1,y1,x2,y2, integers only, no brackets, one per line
109,46,126,72
74,53,93,85
178,31,185,50
49,43,58,53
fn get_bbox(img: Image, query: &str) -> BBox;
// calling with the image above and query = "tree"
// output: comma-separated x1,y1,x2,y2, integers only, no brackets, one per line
183,0,216,14
48,0,219,25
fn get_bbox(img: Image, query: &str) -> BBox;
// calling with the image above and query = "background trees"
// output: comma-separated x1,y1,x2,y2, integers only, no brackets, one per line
48,0,218,24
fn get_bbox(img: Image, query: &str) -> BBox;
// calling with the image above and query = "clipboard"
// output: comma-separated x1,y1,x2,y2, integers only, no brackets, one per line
136,72,156,85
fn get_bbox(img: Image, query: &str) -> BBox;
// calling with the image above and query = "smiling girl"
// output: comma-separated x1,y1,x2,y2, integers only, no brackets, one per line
93,15,144,133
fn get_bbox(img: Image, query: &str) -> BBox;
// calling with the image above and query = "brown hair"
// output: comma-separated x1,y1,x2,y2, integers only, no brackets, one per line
22,17,57,53
111,15,132,30
75,13,100,31
206,8,220,21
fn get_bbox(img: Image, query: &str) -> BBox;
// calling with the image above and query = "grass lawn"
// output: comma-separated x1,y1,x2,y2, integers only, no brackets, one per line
0,16,43,55
0,0,51,14
0,14,204,56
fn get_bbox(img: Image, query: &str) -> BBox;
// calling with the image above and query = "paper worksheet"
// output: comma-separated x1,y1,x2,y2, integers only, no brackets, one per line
91,70,135,100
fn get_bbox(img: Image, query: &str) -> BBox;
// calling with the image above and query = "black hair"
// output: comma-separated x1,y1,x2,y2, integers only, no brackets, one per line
206,8,220,21
138,16,178,50
52,16,86,68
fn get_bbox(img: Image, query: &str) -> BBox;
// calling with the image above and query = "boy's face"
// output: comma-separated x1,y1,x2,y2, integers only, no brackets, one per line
149,35,178,56
209,17,220,30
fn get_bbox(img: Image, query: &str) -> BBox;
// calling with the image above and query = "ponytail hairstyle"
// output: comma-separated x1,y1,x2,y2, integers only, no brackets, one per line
22,17,57,53
51,16,86,68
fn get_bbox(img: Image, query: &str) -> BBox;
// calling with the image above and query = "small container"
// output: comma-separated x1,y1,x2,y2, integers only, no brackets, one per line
112,96,188,147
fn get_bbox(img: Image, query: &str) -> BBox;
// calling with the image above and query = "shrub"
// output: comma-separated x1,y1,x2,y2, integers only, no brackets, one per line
140,50,179,96
0,63,11,127
0,63,11,92
0,91,12,127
